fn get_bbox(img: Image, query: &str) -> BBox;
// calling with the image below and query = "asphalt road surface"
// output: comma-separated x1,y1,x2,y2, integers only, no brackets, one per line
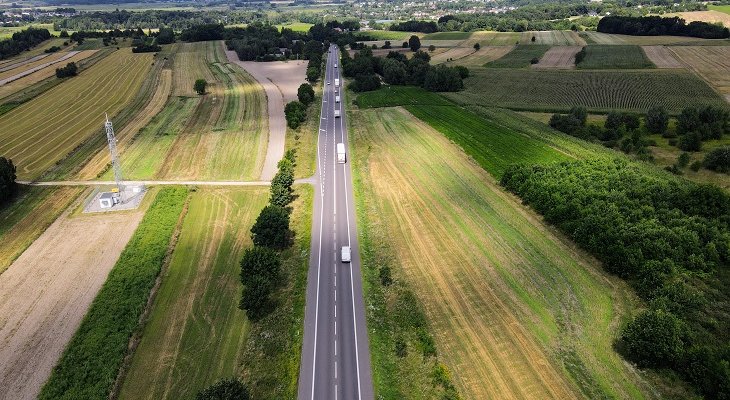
298,45,374,400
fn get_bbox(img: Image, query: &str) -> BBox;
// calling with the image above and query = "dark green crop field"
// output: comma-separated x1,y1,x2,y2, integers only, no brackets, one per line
577,45,655,69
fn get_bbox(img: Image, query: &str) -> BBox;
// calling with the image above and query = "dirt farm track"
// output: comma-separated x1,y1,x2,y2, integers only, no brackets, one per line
0,206,143,400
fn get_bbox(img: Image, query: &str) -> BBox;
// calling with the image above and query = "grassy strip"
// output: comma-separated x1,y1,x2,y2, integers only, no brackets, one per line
354,86,454,109
405,104,570,177
39,187,189,400
577,45,655,69
241,185,313,398
486,44,550,68
287,87,321,179
447,68,727,114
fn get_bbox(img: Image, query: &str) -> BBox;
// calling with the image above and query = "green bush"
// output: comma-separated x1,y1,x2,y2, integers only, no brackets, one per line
621,309,686,368
284,101,307,129
239,246,282,321
297,83,315,105
250,205,292,249
0,157,17,205
40,187,188,399
703,146,730,173
196,378,249,400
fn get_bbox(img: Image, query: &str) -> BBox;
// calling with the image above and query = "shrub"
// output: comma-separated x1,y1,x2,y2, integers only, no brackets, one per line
621,309,686,368
132,43,161,53
423,65,463,92
250,205,292,249
453,65,469,79
349,73,381,92
703,146,730,173
408,35,421,51
156,28,175,45
0,157,17,204
196,378,250,400
284,101,307,129
646,106,669,135
239,246,282,320
55,62,77,78
678,132,702,152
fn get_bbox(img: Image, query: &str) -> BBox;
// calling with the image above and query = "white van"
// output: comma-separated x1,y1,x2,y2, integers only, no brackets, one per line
341,246,351,263
334,109,341,118
335,95,340,103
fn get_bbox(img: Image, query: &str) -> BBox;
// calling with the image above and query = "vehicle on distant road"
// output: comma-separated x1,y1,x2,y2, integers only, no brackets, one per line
341,246,351,263
337,142,346,163
335,109,341,118
336,95,340,103
335,78,340,87
327,81,330,85
334,63,338,68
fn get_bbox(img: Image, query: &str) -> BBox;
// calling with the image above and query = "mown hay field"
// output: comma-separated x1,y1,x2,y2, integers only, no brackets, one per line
641,45,683,68
580,31,712,45
447,68,727,113
532,46,582,69
106,41,268,181
0,186,82,273
670,46,730,101
576,45,655,69
119,188,268,400
0,51,68,80
486,45,551,68
435,45,514,67
423,31,472,40
467,31,521,46
0,50,97,100
350,106,650,400
520,30,586,46
0,48,152,180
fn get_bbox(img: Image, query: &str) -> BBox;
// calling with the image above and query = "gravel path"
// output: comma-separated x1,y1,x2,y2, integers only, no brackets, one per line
223,44,306,181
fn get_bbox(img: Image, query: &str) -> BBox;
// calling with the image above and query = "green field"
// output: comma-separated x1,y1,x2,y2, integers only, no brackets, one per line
119,188,268,399
40,187,188,400
485,44,550,68
355,86,454,108
709,4,730,15
577,45,655,69
276,22,313,32
447,68,727,113
349,106,649,399
0,48,153,180
0,186,82,273
356,30,417,40
422,31,472,40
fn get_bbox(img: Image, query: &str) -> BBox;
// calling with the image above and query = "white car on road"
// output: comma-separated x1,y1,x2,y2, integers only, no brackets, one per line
341,246,351,263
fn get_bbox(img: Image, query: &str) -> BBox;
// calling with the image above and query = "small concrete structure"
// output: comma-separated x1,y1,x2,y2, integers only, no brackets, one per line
84,186,147,214
98,192,116,209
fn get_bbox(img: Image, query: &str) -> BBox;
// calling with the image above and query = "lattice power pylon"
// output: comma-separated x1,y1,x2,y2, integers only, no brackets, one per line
104,114,125,201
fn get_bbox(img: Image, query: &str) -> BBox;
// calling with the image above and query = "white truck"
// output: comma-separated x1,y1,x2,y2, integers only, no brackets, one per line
334,78,340,87
335,95,340,103
341,246,351,263
334,63,338,68
337,142,346,163
334,109,341,118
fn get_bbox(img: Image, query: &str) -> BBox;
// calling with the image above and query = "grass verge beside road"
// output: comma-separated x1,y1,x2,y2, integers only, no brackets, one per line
39,187,189,400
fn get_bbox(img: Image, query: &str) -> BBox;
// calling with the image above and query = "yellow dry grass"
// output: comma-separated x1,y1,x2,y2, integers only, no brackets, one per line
641,46,684,68
172,42,217,97
670,46,730,100
532,46,582,69
667,11,730,27
75,68,172,179
0,50,97,100
0,48,153,180
352,107,652,400
0,51,68,81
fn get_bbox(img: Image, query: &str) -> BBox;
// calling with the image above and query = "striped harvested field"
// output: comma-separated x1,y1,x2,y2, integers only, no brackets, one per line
430,46,476,64
520,31,586,46
582,31,712,45
172,42,217,96
532,46,582,69
351,106,650,400
0,51,69,81
670,46,730,101
0,48,153,180
467,31,521,46
669,11,730,27
0,51,97,99
641,46,684,68
443,45,515,66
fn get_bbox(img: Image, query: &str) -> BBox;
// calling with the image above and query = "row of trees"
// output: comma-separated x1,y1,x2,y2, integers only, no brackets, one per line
501,158,730,398
0,27,51,60
389,20,439,33
674,106,730,151
341,47,466,93
239,150,297,321
598,16,730,39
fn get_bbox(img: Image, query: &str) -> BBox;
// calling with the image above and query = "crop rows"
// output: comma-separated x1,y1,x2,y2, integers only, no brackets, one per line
447,68,727,113
577,45,655,69
0,48,153,179
520,30,586,46
671,45,730,99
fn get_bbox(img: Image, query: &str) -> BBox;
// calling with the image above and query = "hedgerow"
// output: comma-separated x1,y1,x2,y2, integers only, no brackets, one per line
40,187,188,400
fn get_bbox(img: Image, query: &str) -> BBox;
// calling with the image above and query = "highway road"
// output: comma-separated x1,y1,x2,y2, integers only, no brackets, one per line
298,44,374,400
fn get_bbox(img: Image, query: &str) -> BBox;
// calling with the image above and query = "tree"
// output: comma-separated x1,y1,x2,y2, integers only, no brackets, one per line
646,106,669,135
382,58,407,85
196,378,250,400
0,157,17,204
250,205,292,249
194,79,207,95
383,40,391,49
297,83,315,105
284,101,307,129
428,44,436,52
473,42,480,50
401,41,408,48
156,27,175,45
270,157,294,207
306,66,320,82
621,309,686,368
239,246,282,319
408,35,421,52
679,132,702,152
350,73,381,92
453,65,469,79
